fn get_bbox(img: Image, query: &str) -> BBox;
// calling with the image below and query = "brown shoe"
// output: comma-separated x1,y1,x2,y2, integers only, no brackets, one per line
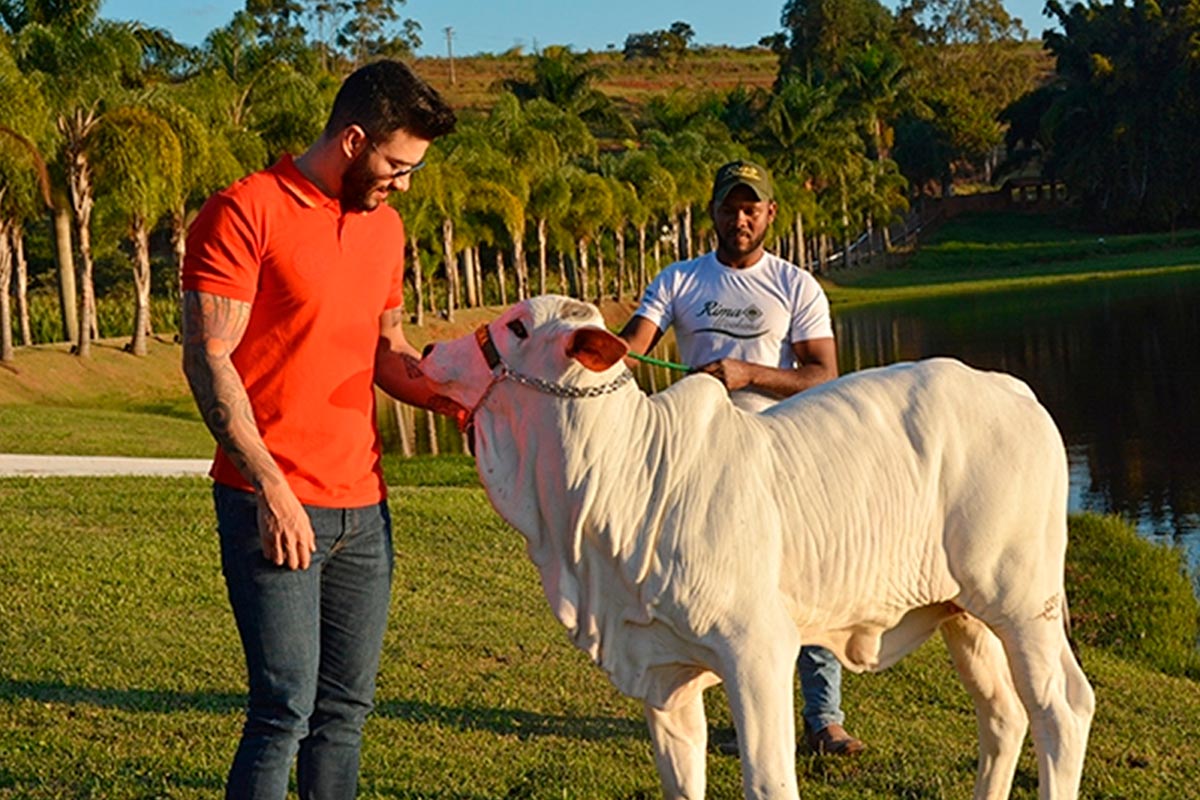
805,723,865,756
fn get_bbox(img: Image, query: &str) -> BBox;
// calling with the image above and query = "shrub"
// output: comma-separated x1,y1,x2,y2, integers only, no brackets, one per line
17,289,180,345
1066,512,1200,677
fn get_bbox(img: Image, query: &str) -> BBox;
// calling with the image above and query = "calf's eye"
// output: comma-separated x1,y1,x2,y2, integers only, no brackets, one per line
506,320,528,339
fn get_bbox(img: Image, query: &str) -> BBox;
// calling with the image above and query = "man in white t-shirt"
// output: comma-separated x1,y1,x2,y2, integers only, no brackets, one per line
619,160,864,757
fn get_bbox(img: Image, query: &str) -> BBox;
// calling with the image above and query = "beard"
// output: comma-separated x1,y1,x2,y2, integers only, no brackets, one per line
340,150,385,212
715,224,769,262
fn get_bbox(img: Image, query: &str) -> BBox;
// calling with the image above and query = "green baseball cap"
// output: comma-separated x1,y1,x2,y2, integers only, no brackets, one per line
711,160,774,204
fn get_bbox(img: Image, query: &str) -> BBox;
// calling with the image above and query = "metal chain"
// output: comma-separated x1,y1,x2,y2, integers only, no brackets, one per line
465,321,635,430
500,365,634,398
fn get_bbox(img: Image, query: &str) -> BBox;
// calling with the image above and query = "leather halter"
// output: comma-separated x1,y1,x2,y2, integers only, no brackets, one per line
475,324,502,371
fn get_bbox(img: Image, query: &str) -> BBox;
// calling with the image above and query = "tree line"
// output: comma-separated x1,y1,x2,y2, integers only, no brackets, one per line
0,0,1195,360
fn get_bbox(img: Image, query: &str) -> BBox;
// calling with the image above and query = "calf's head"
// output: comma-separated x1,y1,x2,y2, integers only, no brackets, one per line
420,295,629,414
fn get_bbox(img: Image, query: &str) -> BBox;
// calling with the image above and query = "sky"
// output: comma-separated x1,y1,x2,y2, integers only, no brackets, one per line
98,0,1059,57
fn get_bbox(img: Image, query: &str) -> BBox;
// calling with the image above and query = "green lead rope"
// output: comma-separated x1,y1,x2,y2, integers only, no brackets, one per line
627,351,691,373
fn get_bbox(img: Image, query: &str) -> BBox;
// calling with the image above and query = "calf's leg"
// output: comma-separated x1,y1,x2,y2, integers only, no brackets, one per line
940,612,1028,800
720,627,802,800
995,614,1094,800
645,693,708,800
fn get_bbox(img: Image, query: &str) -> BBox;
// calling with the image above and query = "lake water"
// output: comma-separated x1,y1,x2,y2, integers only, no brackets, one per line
835,271,1200,574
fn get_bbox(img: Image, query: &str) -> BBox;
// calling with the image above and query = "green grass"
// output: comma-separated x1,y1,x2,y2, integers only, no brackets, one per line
1067,514,1200,676
0,404,212,457
0,475,1197,798
381,453,479,487
825,213,1200,309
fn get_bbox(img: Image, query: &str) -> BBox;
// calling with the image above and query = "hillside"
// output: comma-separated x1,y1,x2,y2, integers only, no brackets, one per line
412,46,780,117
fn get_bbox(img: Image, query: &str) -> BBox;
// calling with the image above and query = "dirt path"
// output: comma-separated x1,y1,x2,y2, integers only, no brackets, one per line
0,454,210,477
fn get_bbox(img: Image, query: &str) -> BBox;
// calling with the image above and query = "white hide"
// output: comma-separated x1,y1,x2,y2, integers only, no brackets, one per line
421,295,1094,800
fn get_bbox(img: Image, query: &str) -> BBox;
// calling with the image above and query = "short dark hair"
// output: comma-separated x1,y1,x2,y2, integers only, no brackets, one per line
326,59,457,143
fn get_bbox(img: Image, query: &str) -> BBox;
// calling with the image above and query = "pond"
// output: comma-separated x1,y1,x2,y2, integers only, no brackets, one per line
835,271,1200,575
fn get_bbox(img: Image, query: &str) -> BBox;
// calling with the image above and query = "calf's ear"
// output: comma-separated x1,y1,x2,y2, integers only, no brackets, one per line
566,327,629,372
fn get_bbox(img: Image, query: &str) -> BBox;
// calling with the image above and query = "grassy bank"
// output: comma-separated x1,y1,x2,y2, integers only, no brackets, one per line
0,477,1196,798
824,213,1200,309
0,338,212,458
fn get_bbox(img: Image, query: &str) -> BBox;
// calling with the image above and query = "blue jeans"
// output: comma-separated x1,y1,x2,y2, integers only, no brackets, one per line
215,484,394,800
799,645,844,732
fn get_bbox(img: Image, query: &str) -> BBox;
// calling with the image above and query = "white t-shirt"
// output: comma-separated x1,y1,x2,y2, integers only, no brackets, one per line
634,250,833,411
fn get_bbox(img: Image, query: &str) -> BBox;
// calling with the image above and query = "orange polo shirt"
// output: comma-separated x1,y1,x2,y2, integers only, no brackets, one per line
183,155,405,507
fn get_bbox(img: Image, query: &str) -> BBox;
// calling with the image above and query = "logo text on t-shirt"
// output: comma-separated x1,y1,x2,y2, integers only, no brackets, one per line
694,300,766,337
698,301,763,324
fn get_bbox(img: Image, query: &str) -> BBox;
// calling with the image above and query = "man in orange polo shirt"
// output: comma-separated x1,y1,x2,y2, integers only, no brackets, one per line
182,60,458,799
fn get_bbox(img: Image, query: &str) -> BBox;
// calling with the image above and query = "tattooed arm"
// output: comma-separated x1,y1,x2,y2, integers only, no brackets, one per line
374,306,466,420
181,290,315,569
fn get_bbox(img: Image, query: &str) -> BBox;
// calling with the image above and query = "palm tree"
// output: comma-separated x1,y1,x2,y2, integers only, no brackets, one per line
598,166,638,302
506,97,599,297
407,143,467,321
0,132,53,355
437,124,526,308
0,173,31,359
841,43,907,164
487,94,588,300
0,37,55,350
146,91,243,316
840,46,911,252
90,105,182,355
756,75,859,271
645,128,737,261
500,45,632,139
561,168,612,302
856,155,909,255
769,175,817,268
2,17,77,342
391,165,446,325
527,166,571,296
615,149,676,291
197,11,326,167
14,15,147,356
478,182,526,304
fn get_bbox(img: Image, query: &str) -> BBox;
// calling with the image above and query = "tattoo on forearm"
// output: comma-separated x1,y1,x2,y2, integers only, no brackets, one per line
182,291,279,488
401,353,423,380
183,291,249,350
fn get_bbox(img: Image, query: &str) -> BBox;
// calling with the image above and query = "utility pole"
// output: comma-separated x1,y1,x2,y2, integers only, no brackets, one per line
445,26,456,86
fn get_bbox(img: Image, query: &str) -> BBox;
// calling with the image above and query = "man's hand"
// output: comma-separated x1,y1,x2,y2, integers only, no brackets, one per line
426,394,470,430
694,358,755,392
256,483,316,570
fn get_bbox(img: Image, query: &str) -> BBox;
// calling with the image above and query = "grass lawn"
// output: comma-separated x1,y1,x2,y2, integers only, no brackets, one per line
823,213,1200,309
0,477,1197,798
0,338,214,458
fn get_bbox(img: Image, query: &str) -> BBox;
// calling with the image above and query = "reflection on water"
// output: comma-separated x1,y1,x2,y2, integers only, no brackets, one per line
836,272,1200,573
